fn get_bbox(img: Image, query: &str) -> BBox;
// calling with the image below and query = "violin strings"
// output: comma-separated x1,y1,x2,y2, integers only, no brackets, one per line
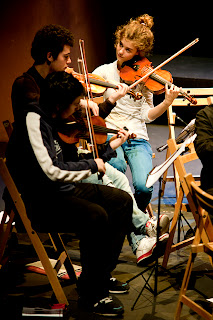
144,66,194,102
140,65,171,87
144,66,172,86
92,125,118,134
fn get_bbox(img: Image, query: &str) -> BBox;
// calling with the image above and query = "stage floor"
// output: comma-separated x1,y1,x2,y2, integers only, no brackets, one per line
1,123,212,320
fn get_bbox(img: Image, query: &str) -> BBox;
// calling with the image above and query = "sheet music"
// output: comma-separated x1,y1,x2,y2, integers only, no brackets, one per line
146,134,197,188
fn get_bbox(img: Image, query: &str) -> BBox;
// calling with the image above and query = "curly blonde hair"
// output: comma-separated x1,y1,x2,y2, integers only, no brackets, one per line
114,14,154,57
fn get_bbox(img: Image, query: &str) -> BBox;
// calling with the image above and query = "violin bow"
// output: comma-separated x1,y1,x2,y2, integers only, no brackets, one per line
128,38,199,90
79,39,100,160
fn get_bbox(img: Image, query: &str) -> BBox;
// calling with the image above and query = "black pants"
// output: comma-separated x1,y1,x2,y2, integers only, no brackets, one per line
32,183,133,303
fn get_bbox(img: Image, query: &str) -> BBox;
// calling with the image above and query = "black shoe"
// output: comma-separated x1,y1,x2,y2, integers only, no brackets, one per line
78,295,124,317
109,277,129,294
93,296,124,317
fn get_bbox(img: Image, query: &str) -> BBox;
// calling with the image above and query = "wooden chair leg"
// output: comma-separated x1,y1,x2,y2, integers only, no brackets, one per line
29,230,69,305
175,249,213,319
175,251,195,319
50,233,77,282
175,221,213,319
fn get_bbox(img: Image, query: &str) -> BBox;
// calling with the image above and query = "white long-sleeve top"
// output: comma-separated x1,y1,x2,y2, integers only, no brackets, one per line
93,60,154,140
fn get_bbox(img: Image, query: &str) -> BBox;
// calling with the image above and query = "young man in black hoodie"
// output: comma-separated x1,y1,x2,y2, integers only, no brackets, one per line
6,71,133,317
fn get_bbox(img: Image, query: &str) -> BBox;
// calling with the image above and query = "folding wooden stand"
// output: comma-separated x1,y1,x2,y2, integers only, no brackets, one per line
0,158,77,305
162,136,199,268
175,173,213,320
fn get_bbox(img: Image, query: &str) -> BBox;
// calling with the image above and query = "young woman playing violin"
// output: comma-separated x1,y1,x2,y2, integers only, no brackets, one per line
93,13,180,212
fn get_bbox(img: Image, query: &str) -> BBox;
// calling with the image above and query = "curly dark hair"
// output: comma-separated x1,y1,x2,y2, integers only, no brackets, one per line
40,71,85,116
31,24,74,64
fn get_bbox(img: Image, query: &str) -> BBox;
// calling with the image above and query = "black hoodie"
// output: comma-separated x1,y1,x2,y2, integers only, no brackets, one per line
5,101,116,224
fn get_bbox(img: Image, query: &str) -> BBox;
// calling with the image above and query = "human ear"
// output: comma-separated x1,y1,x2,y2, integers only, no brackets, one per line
47,52,54,63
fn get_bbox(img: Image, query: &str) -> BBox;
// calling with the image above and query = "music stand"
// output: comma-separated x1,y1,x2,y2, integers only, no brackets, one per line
126,134,197,310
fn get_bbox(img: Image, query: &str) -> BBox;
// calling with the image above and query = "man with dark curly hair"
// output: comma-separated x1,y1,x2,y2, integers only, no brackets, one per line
11,24,124,123
12,24,74,122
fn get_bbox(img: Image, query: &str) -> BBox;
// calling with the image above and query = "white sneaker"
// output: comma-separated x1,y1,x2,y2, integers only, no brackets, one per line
136,233,169,265
146,215,170,238
158,232,169,242
136,236,156,265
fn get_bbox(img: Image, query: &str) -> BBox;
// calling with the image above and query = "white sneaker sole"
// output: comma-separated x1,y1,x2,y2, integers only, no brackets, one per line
137,233,169,265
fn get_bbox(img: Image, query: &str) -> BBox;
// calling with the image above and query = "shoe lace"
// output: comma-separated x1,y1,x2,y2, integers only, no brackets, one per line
147,218,157,235
110,277,116,282
150,218,157,227
94,296,113,307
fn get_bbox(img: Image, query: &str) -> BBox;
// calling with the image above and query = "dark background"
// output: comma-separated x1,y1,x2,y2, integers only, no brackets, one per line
93,1,211,61
0,0,212,140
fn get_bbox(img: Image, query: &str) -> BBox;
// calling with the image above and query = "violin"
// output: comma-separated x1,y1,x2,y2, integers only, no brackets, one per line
65,67,116,96
120,56,197,105
58,115,136,145
65,67,142,100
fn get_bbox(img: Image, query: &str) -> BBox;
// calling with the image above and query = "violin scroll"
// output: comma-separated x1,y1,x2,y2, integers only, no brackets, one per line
181,92,197,105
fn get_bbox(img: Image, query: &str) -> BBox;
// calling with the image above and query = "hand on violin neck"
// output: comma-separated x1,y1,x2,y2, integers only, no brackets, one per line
80,99,99,116
94,158,106,174
108,83,129,104
109,128,130,150
148,83,180,121
164,83,180,106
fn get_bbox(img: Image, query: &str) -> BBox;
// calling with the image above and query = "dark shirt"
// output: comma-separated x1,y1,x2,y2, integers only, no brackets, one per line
11,65,115,123
194,104,213,194
11,66,44,122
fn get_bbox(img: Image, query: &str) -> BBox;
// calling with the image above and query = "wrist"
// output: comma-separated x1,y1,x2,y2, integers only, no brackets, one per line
162,99,171,108
107,97,117,105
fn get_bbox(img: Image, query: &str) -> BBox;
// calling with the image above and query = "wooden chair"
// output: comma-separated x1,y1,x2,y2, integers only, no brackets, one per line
161,90,213,268
161,89,213,200
162,136,200,268
175,173,213,320
0,157,77,305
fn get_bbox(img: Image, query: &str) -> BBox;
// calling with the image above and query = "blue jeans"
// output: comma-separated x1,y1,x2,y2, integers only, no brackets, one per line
107,137,153,211
82,162,150,253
